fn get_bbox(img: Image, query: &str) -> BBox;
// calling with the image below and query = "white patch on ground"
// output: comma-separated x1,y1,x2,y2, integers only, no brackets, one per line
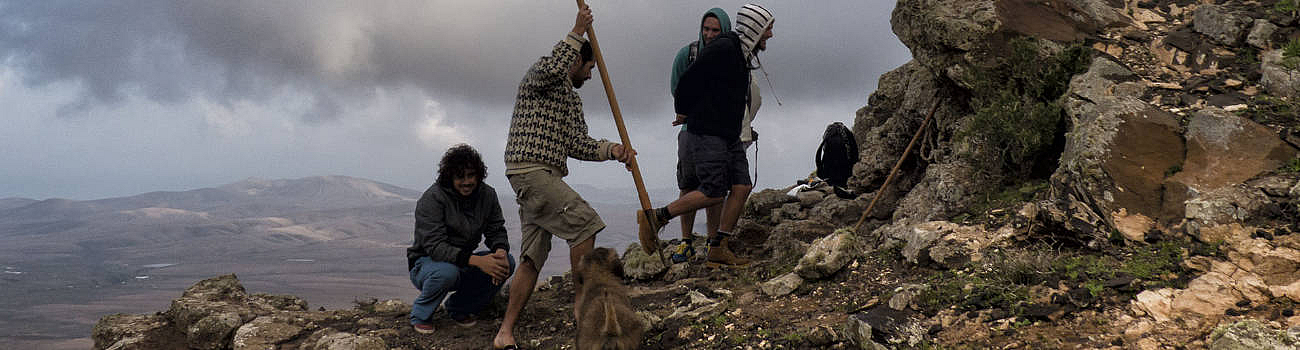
120,207,211,220
270,225,340,241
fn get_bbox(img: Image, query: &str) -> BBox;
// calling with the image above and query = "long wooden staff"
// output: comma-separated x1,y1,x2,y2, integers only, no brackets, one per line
852,98,943,233
574,0,661,257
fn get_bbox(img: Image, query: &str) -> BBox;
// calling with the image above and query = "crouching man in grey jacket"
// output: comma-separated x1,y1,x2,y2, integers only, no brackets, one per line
406,144,515,334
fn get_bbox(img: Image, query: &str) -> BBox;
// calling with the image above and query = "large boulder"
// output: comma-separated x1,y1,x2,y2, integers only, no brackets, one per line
1050,57,1185,245
622,242,669,281
1192,4,1254,47
889,221,1009,269
807,196,868,228
94,274,319,350
1208,320,1300,350
303,329,386,350
1169,108,1299,194
745,188,797,222
795,230,858,280
163,274,258,350
850,60,945,222
232,315,310,350
892,162,989,222
892,0,1121,85
1261,50,1300,99
760,272,804,297
92,314,173,350
1184,185,1276,242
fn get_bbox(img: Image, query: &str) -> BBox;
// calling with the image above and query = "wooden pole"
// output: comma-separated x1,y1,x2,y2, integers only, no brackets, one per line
852,98,943,233
574,0,663,260
574,0,651,211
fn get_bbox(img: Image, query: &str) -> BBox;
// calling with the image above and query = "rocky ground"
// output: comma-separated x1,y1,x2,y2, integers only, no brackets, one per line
93,0,1300,349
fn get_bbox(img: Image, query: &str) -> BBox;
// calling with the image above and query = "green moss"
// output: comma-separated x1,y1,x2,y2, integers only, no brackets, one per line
1237,95,1300,125
915,241,1193,317
960,180,1048,220
781,332,803,343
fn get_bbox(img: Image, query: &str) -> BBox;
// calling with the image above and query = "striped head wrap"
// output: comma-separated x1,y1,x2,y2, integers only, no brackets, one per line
735,4,774,60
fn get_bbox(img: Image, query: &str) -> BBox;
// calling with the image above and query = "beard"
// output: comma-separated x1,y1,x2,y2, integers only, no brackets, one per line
573,78,587,89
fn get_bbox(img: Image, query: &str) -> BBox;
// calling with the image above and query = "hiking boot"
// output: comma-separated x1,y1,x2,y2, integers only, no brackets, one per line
670,239,696,264
449,313,477,328
636,209,665,254
705,244,752,268
412,322,435,334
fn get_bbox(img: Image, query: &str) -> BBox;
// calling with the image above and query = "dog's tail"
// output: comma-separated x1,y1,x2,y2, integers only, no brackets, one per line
601,292,623,337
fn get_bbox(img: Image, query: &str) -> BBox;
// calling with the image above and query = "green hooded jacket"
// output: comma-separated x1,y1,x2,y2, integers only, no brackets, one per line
670,8,731,95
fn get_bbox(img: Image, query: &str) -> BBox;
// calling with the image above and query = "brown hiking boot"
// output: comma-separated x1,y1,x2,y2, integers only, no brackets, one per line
705,243,752,268
636,209,664,254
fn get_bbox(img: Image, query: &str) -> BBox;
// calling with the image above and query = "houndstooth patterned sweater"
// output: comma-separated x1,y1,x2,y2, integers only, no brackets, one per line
504,33,615,177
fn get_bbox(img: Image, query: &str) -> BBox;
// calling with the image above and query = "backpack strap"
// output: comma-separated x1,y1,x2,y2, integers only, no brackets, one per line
815,140,826,172
688,41,700,65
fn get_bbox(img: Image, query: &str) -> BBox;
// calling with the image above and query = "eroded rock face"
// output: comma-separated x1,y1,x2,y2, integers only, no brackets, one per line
1131,234,1300,329
1050,57,1185,245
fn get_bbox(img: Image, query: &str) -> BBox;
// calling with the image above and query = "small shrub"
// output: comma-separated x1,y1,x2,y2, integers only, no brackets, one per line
1237,95,1300,125
962,38,1091,176
1164,164,1183,177
1283,37,1300,70
1277,0,1299,17
1282,157,1300,173
1236,47,1260,67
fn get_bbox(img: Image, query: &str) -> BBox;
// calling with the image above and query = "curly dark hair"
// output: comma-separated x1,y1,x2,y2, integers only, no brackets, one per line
436,144,487,189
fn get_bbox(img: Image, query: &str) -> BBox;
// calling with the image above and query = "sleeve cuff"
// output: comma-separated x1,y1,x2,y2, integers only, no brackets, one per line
563,32,586,51
454,248,473,267
601,141,617,160
491,243,510,253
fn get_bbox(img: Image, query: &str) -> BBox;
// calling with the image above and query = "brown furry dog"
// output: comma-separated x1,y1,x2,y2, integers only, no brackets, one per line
574,247,645,349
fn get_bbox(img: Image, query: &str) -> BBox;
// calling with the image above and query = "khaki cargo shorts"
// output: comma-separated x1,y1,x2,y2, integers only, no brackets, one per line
507,169,604,270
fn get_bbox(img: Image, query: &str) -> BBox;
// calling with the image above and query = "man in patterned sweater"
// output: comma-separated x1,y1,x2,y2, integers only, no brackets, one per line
492,5,634,349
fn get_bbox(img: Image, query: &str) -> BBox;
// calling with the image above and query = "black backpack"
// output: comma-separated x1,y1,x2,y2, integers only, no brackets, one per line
816,122,859,188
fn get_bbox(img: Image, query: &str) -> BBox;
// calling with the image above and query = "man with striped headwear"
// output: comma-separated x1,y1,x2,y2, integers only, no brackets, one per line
639,3,775,268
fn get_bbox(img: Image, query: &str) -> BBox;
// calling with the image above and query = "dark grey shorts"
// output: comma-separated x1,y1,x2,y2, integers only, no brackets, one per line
676,130,751,198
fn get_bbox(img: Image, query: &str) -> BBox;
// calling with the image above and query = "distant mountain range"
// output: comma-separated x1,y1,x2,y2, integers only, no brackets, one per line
0,175,676,346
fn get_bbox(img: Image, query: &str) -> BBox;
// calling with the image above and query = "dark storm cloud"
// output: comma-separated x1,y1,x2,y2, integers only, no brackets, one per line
0,1,907,122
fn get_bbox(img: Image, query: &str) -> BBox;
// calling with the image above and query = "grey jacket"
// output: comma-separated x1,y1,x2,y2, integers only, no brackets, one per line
406,183,509,270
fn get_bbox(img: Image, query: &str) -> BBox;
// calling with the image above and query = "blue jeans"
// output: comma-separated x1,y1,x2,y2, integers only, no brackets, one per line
409,251,516,325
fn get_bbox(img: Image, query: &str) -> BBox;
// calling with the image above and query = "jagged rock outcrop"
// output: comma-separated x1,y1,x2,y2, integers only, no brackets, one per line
93,274,388,350
1046,55,1296,246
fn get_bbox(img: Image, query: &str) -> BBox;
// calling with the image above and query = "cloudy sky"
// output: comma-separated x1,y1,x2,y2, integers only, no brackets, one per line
0,1,911,200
